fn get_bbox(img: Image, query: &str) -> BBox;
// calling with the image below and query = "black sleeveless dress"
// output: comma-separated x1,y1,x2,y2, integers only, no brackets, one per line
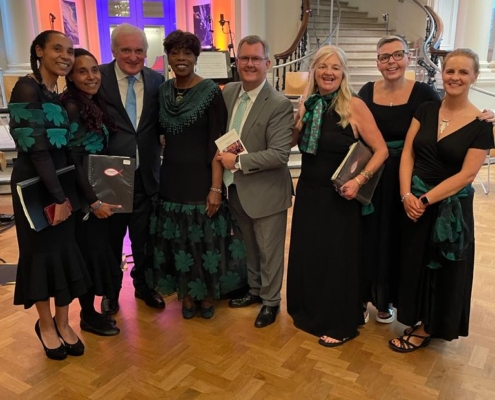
287,108,364,340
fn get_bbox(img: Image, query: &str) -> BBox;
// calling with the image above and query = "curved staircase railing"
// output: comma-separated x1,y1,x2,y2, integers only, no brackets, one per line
272,0,341,92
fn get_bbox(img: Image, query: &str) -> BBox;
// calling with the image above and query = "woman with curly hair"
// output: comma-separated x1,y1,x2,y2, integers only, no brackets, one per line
9,31,89,360
61,48,121,336
148,30,247,319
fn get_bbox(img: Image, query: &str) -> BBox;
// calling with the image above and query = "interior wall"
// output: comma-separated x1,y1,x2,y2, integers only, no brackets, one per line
346,0,429,43
264,0,301,58
0,8,7,72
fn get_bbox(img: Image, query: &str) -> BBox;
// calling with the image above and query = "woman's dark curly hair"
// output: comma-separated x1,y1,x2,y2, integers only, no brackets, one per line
163,30,201,58
61,48,115,134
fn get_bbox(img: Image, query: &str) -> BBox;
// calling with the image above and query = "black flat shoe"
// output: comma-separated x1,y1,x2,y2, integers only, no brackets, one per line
229,293,263,308
254,305,280,328
135,289,165,309
101,296,120,315
53,317,84,356
200,305,215,319
80,318,120,336
182,304,197,319
34,320,67,361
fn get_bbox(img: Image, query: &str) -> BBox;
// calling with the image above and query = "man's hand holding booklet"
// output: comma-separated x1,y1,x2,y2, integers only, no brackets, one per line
215,129,248,172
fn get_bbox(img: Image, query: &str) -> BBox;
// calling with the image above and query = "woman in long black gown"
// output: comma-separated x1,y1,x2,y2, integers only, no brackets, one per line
390,48,494,352
61,48,121,336
149,31,247,319
9,31,89,360
287,45,388,347
358,36,440,324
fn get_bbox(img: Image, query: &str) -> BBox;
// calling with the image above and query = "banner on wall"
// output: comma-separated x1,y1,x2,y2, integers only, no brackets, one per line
62,0,80,46
193,4,213,48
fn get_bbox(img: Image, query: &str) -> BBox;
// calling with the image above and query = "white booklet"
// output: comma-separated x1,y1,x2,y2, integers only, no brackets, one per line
215,128,248,172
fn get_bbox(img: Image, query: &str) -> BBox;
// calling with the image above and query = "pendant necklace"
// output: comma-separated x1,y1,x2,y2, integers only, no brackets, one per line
174,75,196,103
386,91,401,107
439,107,466,134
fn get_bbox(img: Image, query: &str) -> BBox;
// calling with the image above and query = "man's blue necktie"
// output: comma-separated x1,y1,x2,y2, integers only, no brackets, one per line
126,76,137,129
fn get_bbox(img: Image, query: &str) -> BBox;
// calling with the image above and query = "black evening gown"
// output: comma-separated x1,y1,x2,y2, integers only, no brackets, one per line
397,101,494,340
64,98,121,299
149,79,247,301
9,77,90,309
287,108,364,340
358,81,440,311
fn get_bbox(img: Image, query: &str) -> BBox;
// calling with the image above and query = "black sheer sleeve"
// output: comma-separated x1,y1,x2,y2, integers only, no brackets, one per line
64,99,99,205
9,77,70,203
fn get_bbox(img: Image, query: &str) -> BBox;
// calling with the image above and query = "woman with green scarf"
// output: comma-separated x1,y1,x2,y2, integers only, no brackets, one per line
148,30,247,320
287,45,388,347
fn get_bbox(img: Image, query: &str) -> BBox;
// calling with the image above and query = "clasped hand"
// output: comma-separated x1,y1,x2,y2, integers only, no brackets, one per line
52,200,72,226
338,178,360,200
403,195,425,222
93,201,122,219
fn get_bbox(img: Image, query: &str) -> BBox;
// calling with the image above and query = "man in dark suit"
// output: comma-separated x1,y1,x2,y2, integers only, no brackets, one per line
217,35,293,328
99,23,164,314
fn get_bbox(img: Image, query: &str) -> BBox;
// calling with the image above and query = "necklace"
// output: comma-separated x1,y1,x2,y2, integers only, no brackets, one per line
174,76,196,103
385,91,401,107
439,107,466,134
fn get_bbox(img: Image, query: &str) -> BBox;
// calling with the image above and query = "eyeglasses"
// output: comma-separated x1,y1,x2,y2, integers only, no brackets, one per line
237,56,267,65
377,50,408,63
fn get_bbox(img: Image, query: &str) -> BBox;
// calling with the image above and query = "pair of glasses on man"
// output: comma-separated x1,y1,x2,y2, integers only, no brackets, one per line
237,56,267,65
377,50,408,63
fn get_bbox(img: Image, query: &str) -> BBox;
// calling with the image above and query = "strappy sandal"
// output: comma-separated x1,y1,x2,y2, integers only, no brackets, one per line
318,331,360,348
389,327,431,353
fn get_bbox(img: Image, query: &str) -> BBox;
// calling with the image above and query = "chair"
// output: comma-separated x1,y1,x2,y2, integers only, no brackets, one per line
477,149,495,194
284,71,309,97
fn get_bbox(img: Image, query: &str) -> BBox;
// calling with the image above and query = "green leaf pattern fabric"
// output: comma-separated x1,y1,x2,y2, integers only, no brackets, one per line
8,101,71,153
148,199,247,300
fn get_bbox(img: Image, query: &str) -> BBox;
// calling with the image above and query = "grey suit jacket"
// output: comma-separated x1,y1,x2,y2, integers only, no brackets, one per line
99,61,164,196
223,81,293,219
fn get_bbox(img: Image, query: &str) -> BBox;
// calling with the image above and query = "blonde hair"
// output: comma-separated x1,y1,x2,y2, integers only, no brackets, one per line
443,48,480,74
302,45,353,127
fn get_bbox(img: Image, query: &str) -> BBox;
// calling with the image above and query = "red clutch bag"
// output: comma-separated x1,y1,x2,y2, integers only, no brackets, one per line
44,198,73,225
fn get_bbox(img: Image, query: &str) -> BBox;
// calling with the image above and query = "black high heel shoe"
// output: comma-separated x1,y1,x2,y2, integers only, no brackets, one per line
53,317,85,356
34,320,67,360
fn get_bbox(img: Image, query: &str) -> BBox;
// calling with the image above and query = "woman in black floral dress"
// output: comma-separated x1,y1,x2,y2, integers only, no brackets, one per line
149,30,247,319
9,31,89,360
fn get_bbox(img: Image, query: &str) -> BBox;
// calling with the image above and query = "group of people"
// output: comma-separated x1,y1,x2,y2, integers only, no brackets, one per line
8,23,493,362
288,37,494,351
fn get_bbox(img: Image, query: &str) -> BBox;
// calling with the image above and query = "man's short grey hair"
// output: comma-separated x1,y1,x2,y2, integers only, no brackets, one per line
111,23,149,52
237,35,270,59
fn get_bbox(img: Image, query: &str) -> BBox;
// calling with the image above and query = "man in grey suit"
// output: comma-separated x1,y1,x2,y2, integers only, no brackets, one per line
217,35,293,328
98,23,165,318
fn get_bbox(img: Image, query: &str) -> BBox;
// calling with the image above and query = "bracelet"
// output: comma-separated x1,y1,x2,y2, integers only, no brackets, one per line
91,200,102,211
354,176,362,188
401,192,412,202
360,169,373,180
210,187,222,194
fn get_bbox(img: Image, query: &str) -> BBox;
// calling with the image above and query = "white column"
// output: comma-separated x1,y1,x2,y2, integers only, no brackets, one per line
454,0,492,66
0,0,38,74
239,0,266,40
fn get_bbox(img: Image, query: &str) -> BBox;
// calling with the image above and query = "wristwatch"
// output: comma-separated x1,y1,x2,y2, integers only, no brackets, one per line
234,155,240,170
420,195,430,207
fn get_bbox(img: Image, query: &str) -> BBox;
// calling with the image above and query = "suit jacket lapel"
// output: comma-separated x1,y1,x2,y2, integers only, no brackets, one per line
241,81,270,142
100,61,135,130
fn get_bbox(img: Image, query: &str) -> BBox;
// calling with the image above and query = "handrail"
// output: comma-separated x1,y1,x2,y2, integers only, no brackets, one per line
471,85,495,98
411,0,440,73
273,0,310,60
272,1,341,75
